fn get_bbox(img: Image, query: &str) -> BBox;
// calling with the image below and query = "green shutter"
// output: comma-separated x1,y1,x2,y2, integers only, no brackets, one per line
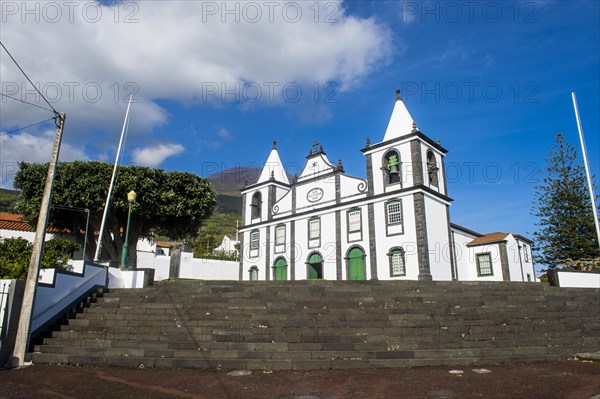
275,258,287,281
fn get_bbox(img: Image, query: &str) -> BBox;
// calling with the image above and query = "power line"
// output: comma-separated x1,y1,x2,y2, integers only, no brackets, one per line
0,92,55,113
0,117,57,136
0,41,57,114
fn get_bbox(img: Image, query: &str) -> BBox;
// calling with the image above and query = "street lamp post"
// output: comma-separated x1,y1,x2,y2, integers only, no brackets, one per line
120,190,137,270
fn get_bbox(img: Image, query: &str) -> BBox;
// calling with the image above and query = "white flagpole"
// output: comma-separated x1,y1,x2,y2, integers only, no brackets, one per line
94,95,133,262
571,92,600,248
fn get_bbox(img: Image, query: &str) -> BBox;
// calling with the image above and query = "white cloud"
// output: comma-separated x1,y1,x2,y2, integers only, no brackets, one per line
0,130,89,188
1,1,390,131
131,143,185,168
218,128,232,140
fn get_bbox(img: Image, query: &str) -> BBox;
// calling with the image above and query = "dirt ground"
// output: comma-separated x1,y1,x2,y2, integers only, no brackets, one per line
1,360,599,399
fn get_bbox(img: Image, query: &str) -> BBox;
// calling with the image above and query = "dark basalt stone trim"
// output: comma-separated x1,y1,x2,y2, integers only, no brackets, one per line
335,173,341,204
413,193,432,281
290,220,296,280
410,140,424,186
268,185,276,221
499,241,511,281
367,203,378,280
265,226,271,281
335,210,342,280
366,153,374,197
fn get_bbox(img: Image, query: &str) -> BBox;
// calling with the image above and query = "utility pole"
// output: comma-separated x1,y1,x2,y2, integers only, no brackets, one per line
11,113,65,367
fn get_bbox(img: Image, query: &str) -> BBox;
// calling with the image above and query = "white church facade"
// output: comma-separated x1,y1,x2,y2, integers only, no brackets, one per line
238,90,535,282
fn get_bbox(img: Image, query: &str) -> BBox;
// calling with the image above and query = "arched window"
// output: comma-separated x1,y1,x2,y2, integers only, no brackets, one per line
249,266,259,281
251,191,262,219
382,150,401,185
426,150,439,187
388,247,406,277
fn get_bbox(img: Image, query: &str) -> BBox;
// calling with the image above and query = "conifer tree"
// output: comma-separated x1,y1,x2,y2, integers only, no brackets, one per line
532,133,600,269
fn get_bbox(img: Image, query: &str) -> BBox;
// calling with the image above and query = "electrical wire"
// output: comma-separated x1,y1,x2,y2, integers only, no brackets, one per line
0,116,56,136
0,92,55,113
0,41,57,114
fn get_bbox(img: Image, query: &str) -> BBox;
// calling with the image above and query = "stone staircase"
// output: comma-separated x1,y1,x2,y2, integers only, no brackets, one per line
30,280,600,370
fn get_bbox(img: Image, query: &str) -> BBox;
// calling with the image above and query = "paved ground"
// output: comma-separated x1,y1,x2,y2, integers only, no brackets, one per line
1,360,599,399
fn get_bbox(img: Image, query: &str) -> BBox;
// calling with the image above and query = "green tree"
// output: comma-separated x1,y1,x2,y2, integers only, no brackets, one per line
0,237,79,279
532,133,600,269
14,161,216,267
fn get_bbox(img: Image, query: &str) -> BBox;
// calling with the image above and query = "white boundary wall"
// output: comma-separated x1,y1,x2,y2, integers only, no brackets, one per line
556,271,600,288
32,263,107,332
178,252,239,280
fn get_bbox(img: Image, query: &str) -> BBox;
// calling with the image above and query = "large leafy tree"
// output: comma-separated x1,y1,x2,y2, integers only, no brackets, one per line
14,161,216,267
532,133,600,269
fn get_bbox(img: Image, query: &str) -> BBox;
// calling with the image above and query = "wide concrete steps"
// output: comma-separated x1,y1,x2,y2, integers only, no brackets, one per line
30,280,600,370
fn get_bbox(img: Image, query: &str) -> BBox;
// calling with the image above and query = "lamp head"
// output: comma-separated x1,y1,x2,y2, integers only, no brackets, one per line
127,190,137,203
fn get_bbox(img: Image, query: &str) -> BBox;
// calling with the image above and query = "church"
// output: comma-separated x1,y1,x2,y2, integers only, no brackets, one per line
238,90,535,282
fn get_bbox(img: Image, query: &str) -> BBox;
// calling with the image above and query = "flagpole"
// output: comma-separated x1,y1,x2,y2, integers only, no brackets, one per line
571,92,600,248
94,96,133,262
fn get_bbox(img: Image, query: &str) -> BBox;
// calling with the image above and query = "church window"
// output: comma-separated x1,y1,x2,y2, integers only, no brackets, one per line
389,248,406,276
308,217,320,240
427,150,439,187
383,150,401,185
347,209,361,233
249,266,259,281
251,192,262,219
275,224,286,245
523,244,530,262
476,253,493,276
250,230,259,250
386,200,403,225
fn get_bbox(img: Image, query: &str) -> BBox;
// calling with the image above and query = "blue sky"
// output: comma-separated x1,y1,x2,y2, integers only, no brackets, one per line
1,0,598,242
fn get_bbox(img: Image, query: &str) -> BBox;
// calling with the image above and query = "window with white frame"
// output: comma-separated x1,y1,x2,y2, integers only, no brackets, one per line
389,248,406,276
347,209,361,233
309,217,320,240
275,224,285,245
250,230,259,250
386,200,402,225
476,253,493,276
523,244,530,262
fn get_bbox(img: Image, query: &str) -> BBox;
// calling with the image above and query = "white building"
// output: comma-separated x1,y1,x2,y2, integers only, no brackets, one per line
213,235,240,256
238,90,535,282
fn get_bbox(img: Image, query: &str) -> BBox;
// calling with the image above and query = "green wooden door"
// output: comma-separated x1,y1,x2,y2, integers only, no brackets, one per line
274,258,287,281
348,247,366,280
308,253,323,279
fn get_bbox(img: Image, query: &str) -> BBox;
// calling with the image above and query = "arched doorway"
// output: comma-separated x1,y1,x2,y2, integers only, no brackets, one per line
307,252,323,279
274,258,288,281
347,247,366,280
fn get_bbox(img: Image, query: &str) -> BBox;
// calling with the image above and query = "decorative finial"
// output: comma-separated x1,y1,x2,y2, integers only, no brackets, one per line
319,144,323,153
366,136,371,147
436,138,441,145
396,89,401,101
412,121,418,133
293,173,298,183
270,170,275,180
309,148,313,156
338,158,342,166
272,140,277,149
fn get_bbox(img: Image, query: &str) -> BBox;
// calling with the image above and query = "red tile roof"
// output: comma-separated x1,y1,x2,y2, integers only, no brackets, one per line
467,232,509,246
0,212,65,234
